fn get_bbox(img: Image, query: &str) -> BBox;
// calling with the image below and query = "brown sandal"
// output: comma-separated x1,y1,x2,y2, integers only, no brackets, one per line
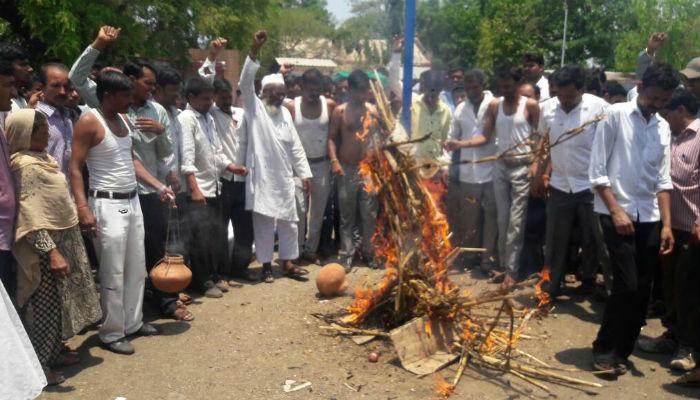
172,301,194,321
178,293,193,305
283,266,309,282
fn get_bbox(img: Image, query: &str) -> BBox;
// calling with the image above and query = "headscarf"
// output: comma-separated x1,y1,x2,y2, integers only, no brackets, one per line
6,109,79,307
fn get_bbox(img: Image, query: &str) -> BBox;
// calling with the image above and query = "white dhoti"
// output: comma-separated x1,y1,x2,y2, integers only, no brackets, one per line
90,196,146,344
253,212,299,264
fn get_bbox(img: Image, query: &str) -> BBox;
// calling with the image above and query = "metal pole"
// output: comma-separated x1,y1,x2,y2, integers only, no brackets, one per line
401,0,416,133
561,0,568,67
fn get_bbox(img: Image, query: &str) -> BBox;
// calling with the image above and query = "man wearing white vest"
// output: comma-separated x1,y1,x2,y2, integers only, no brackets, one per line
70,70,174,355
285,68,336,264
455,67,540,286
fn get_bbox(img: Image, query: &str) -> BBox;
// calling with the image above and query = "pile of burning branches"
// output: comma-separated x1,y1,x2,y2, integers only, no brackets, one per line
320,78,604,397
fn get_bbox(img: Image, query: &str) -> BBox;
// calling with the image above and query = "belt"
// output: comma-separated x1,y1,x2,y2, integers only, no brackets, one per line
89,189,138,200
307,155,329,164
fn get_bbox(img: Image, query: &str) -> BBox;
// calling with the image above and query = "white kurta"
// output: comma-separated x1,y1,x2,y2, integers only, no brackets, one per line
239,56,312,222
0,281,46,400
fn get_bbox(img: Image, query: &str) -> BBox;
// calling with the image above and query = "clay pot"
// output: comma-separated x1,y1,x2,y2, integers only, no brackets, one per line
316,263,348,297
149,255,192,293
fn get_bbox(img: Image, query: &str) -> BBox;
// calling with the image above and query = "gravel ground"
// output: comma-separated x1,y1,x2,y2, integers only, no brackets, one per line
39,261,699,400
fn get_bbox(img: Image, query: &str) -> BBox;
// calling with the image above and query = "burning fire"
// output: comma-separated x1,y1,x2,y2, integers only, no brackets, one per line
355,111,376,142
434,374,456,398
535,266,551,307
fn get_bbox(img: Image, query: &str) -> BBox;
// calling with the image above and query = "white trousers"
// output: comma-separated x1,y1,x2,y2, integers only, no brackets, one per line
295,161,332,254
253,212,299,264
90,196,146,343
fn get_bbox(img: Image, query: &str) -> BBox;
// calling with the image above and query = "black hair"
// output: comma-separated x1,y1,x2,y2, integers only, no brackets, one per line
464,68,487,85
96,70,133,101
184,76,214,98
642,62,680,91
605,80,627,98
420,69,444,92
213,78,233,94
496,66,522,83
156,67,182,87
522,52,544,66
284,74,296,88
550,65,585,90
0,59,14,76
665,87,700,115
39,62,69,85
122,60,156,79
322,75,334,92
448,66,465,75
348,70,370,90
0,43,28,63
301,68,324,86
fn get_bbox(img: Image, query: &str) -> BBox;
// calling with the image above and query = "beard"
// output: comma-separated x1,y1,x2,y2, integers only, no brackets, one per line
263,99,282,117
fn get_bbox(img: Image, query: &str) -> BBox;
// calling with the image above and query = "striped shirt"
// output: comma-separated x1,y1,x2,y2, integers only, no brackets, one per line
670,119,700,232
36,101,73,176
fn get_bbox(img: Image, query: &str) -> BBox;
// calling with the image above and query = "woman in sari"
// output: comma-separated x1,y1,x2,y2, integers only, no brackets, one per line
7,109,101,385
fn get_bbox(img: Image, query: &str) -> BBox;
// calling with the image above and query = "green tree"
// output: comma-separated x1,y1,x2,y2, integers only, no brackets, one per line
613,0,700,71
0,0,273,66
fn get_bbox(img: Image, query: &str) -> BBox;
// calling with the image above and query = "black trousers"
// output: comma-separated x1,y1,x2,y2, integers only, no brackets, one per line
0,250,15,300
219,180,254,276
187,197,226,289
544,188,599,296
519,196,546,279
593,215,660,359
318,176,340,256
140,194,178,315
661,230,700,348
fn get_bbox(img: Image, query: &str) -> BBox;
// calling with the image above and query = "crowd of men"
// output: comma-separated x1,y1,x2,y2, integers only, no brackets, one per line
1,25,699,393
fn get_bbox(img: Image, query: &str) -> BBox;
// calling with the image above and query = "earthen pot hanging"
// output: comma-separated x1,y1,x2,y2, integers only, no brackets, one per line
149,254,192,293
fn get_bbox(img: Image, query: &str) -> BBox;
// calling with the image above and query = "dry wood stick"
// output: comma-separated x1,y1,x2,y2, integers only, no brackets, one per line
319,325,390,337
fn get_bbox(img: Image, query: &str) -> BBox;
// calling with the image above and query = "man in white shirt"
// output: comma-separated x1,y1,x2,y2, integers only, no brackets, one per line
179,77,246,298
534,65,609,297
212,78,256,282
588,62,677,374
444,69,497,273
522,52,550,102
240,31,312,284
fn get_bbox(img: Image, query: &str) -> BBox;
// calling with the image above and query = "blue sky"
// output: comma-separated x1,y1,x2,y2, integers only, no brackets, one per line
326,0,353,24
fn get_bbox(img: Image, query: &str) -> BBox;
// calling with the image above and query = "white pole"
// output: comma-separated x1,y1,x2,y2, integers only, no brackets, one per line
561,0,568,67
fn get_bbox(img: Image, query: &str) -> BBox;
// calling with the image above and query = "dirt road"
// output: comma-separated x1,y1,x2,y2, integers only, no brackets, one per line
39,263,698,400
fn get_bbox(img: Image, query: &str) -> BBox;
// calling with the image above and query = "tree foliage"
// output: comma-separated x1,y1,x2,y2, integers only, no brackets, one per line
416,0,700,72
0,0,273,66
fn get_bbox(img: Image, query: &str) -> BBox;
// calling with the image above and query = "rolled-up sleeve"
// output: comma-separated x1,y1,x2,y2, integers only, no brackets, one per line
589,112,615,188
198,58,216,85
178,113,198,175
69,46,100,108
655,132,673,193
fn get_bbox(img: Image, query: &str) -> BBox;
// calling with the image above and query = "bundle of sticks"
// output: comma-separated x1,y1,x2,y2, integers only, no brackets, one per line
322,79,604,397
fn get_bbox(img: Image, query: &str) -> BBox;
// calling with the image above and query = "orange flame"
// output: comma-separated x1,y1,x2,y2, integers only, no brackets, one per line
355,111,375,142
535,266,551,307
425,320,433,336
434,374,456,398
